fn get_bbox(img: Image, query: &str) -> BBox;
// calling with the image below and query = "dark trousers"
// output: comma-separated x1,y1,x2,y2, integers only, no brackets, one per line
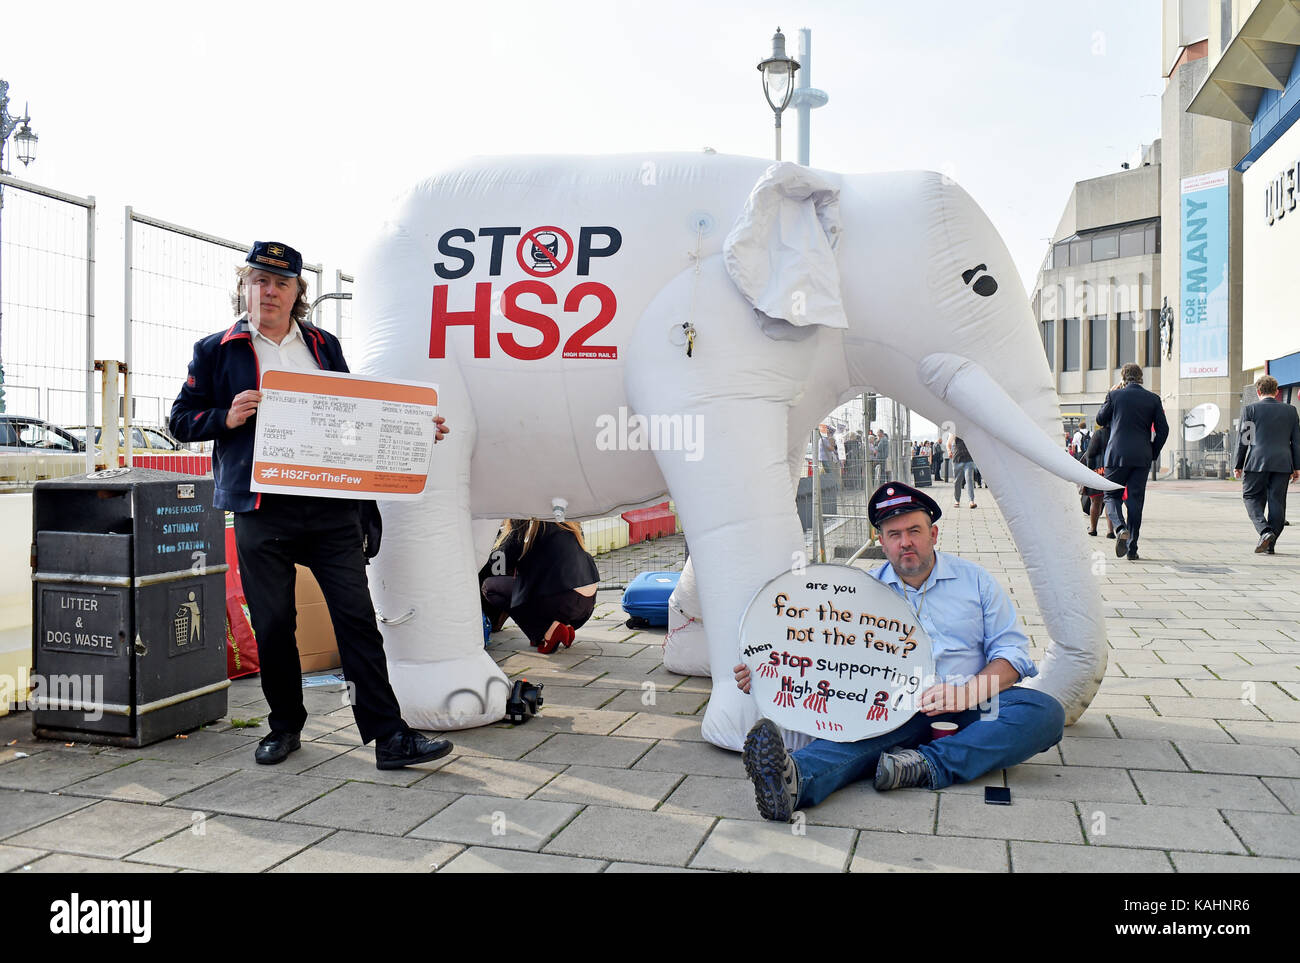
481,576,596,646
1242,470,1291,541
1103,464,1150,552
234,495,404,744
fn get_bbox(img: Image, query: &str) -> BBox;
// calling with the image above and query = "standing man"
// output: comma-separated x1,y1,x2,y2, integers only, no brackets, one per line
1096,363,1169,562
1233,375,1300,554
171,241,453,769
735,482,1065,821
949,435,977,508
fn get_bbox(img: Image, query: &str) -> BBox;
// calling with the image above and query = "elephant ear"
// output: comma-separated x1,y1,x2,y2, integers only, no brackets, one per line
723,161,848,331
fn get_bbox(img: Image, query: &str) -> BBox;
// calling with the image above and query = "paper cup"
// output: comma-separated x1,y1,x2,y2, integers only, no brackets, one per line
930,721,959,740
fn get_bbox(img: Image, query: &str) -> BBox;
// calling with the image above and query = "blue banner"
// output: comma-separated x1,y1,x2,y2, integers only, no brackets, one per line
1179,171,1229,378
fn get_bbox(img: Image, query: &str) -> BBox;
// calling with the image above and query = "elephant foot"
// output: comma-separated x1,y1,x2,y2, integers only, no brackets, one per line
388,650,510,731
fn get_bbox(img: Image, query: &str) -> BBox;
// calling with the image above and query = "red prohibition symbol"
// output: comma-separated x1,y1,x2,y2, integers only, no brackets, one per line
516,225,574,277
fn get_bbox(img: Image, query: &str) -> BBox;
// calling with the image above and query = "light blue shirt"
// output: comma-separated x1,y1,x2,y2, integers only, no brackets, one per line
869,550,1036,685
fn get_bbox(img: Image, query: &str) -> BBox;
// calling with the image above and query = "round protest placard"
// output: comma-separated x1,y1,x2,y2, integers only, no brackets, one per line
740,563,935,743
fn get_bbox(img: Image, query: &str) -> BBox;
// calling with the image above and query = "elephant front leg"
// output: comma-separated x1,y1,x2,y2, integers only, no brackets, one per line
645,400,808,751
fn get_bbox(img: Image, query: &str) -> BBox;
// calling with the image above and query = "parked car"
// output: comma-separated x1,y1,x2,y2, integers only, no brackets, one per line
65,425,192,456
0,414,82,453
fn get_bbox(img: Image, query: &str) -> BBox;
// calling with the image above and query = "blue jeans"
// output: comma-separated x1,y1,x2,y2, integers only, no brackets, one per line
791,687,1065,807
953,461,976,503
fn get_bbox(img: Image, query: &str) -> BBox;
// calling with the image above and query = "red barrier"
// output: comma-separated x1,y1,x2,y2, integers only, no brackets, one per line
132,453,213,475
621,501,677,544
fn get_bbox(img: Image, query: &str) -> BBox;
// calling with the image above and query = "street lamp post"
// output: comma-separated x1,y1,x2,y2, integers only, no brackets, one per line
789,28,829,167
0,79,39,412
757,27,800,161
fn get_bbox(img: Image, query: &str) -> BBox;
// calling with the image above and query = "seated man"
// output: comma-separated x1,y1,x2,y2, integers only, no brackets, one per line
736,482,1065,821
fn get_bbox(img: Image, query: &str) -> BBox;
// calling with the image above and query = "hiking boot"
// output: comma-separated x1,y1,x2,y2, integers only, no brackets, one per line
742,718,798,821
874,748,932,791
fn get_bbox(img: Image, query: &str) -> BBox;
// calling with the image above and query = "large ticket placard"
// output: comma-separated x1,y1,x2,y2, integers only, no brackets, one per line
251,369,438,501
741,564,935,743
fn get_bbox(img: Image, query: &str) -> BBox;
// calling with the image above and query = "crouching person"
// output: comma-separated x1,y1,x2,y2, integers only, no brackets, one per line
737,482,1065,821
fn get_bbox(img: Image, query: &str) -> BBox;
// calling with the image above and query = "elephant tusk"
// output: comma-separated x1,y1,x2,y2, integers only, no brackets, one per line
918,352,1122,491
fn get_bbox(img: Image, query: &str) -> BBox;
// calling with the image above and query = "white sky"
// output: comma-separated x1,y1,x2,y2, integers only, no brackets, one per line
4,0,1163,369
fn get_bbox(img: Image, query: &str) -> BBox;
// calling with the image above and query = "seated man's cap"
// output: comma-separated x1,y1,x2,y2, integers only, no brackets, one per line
246,241,302,278
868,481,943,528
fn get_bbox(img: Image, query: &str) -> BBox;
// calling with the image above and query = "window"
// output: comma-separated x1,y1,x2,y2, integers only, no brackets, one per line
1053,242,1070,269
1069,240,1090,267
1145,224,1158,254
1091,233,1119,261
1064,318,1080,371
1089,316,1108,369
1146,309,1160,363
1117,312,1137,366
1041,320,1055,371
1119,229,1145,258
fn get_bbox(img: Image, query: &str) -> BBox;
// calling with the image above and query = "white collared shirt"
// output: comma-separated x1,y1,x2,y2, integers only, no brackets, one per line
248,314,319,373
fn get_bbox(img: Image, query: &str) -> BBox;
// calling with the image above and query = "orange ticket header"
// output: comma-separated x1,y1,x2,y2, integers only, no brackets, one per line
254,463,426,495
260,369,438,407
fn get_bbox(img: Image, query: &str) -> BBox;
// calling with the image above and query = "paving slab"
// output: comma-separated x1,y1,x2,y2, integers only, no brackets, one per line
936,793,1084,844
130,730,260,764
1130,770,1286,811
632,739,740,777
1262,777,1300,814
1220,810,1300,858
1078,800,1246,853
0,788,95,840
1060,737,1187,771
530,764,681,810
1009,840,1173,872
271,831,462,873
167,769,345,819
603,861,711,872
1004,764,1141,803
299,746,451,786
690,818,854,872
434,724,554,761
282,781,458,835
414,757,564,799
0,750,129,792
848,831,1009,873
58,760,236,805
599,689,708,716
660,775,765,822
1168,851,1300,873
1109,715,1235,744
203,738,352,774
1149,697,1270,721
1175,741,1300,778
7,800,194,858
1063,716,1118,739
1220,720,1300,747
521,732,653,768
15,853,177,873
543,805,713,864
0,844,48,872
438,847,605,873
408,794,580,851
127,814,330,872
526,705,637,736
538,686,620,709
611,713,706,742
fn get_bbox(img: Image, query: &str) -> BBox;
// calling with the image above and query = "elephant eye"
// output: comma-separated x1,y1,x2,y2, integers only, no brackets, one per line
961,264,998,297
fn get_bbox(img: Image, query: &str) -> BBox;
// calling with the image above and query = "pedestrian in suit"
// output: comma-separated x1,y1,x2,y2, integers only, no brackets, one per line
1233,375,1300,554
1096,363,1169,561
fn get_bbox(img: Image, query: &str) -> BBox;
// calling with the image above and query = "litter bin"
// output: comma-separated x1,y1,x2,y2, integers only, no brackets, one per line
910,455,932,487
796,472,839,529
30,467,230,746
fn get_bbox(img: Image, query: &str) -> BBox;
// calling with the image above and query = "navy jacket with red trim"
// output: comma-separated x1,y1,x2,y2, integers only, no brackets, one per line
169,316,348,512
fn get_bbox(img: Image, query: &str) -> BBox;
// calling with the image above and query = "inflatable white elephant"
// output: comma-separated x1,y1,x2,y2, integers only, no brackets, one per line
354,152,1117,749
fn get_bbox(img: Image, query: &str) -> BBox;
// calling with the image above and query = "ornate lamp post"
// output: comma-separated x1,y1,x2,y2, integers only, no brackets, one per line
757,28,800,161
0,79,39,411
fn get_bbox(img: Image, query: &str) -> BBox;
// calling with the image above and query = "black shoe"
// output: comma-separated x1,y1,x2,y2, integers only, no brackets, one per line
741,718,798,822
1087,529,1097,536
1256,531,1275,555
1106,532,1116,539
1127,550,1140,561
375,728,453,770
254,730,301,765
1115,528,1129,558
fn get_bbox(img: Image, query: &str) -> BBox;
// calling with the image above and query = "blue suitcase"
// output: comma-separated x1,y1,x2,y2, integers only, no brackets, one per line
621,571,681,627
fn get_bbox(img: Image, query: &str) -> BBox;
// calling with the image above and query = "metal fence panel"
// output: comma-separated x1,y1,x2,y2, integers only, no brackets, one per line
124,210,323,431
